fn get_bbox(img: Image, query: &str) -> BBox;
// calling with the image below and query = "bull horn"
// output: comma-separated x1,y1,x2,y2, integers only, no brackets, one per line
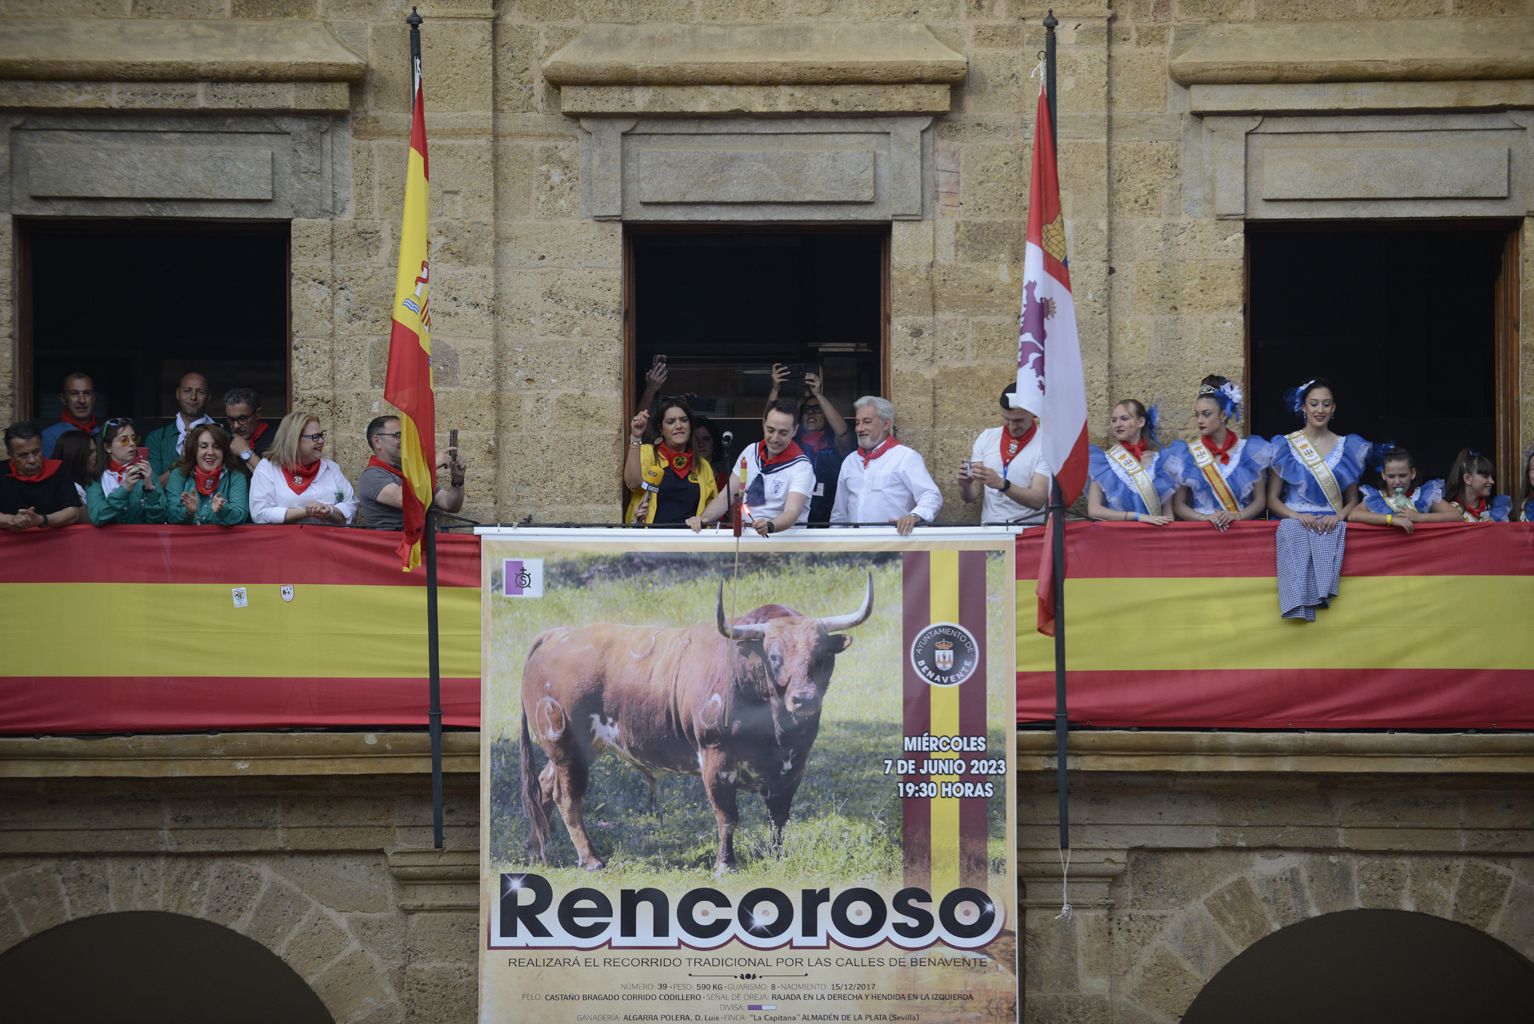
716,581,769,640
819,572,874,632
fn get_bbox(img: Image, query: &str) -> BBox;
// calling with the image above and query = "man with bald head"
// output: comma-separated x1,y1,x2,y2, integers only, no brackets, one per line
146,371,214,484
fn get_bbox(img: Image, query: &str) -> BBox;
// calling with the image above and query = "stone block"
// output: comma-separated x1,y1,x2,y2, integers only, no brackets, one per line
285,907,354,975
1126,947,1202,1021
1451,861,1512,931
7,0,127,14
499,220,621,269
539,269,621,337
1126,850,1247,910
1253,863,1308,928
429,266,496,337
958,142,1029,217
1407,858,1459,918
1304,856,1357,915
405,961,477,1023
1023,908,1081,993
1110,143,1179,218
292,271,336,338
292,334,338,393
533,142,580,219
1022,993,1112,1024
2,864,68,935
333,262,395,336
276,852,395,913
1110,52,1170,115
422,20,495,114
1130,258,1242,315
161,857,215,918
56,858,113,921
107,856,165,914
1355,857,1410,910
0,899,23,955
1162,907,1237,979
932,263,1016,316
203,861,265,928
493,142,536,219
310,946,401,1024
494,23,538,114
429,141,496,221
955,218,1026,266
1107,909,1170,977
246,875,315,953
430,219,495,268
130,0,224,16
964,46,1030,115
1203,876,1272,949
1173,0,1253,19
1492,881,1534,962
232,0,316,15
406,910,478,960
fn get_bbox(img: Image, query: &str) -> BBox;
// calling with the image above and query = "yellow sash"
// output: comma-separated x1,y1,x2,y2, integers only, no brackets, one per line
1286,431,1344,514
1106,444,1161,516
1188,437,1242,513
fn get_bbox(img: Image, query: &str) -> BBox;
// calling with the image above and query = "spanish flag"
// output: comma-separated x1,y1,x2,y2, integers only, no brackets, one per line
384,71,436,571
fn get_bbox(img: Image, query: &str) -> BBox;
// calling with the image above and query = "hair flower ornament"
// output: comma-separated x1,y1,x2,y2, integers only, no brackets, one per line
1144,403,1161,445
1283,379,1317,416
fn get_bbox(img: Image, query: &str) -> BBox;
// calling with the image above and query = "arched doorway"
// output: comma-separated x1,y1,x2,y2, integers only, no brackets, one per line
1184,909,1534,1024
0,911,333,1023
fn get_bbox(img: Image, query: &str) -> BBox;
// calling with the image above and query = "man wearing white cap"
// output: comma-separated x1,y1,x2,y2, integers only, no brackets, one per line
958,383,1052,525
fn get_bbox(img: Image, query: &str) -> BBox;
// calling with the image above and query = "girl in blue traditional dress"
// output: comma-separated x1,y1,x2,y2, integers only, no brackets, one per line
1266,378,1372,534
1430,448,1512,522
1086,399,1174,525
1517,448,1534,523
1164,375,1272,531
1348,446,1454,534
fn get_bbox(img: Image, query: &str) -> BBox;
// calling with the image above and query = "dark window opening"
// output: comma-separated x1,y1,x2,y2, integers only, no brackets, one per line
1248,223,1516,489
20,219,290,435
627,229,887,461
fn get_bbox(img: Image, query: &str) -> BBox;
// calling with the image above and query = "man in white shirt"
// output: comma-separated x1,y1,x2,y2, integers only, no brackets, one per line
958,383,1052,525
688,401,814,536
830,396,942,535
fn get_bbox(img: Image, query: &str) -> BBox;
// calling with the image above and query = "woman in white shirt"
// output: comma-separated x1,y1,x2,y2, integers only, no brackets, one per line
249,409,357,525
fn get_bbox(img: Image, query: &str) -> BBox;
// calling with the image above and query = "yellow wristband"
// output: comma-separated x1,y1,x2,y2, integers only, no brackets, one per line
1386,514,1393,526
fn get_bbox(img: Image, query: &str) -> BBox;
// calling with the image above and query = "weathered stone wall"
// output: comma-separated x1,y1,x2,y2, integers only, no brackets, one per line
1,1,1529,522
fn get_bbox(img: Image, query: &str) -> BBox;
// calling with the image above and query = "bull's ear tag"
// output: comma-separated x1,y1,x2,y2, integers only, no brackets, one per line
501,558,544,598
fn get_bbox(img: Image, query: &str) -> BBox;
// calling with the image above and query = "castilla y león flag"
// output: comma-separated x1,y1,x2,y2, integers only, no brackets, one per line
1013,85,1088,507
384,73,437,571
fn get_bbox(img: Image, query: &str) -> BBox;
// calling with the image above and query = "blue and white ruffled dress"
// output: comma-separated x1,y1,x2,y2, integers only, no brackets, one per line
1087,446,1176,516
1160,435,1274,515
1447,494,1512,522
1360,479,1444,516
1271,433,1372,513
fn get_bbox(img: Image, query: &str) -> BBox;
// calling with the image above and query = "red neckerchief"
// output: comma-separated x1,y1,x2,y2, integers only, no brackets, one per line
656,442,694,480
194,466,223,496
7,458,62,483
1121,437,1150,463
367,455,404,480
1460,497,1488,520
60,411,97,433
285,459,322,495
1200,429,1238,465
857,436,899,468
248,421,269,447
759,439,806,469
798,429,830,453
1002,421,1038,468
107,458,130,475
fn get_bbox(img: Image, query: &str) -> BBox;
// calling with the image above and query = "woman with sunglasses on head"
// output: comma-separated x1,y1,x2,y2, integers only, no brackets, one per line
624,395,718,526
1163,376,1272,531
1266,378,1371,534
249,410,356,525
85,417,165,525
768,364,853,525
165,423,249,526
1430,448,1512,522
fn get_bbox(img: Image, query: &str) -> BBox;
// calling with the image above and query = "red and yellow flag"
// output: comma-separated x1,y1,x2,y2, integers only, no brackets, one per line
384,74,436,571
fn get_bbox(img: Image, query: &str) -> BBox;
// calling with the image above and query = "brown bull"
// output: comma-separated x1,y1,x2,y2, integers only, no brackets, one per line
519,574,874,872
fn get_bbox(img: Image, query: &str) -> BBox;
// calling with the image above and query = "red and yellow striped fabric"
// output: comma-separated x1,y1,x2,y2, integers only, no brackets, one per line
0,526,480,734
902,549,988,894
1017,521,1534,730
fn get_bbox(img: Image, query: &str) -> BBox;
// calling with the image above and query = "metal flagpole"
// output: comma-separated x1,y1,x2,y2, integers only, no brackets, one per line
405,5,446,853
1042,8,1071,868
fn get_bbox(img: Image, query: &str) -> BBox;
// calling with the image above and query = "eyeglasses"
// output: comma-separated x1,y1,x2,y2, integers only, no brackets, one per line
376,432,402,441
113,434,141,446
301,431,327,442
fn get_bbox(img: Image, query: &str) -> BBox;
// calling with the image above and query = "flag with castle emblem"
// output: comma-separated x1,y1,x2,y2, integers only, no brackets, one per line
1013,84,1088,506
384,66,437,571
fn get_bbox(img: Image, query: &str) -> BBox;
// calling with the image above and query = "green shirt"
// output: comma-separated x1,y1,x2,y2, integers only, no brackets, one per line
165,467,249,526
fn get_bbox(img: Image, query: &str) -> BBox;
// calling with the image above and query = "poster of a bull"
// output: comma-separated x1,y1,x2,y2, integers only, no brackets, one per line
480,533,1017,1024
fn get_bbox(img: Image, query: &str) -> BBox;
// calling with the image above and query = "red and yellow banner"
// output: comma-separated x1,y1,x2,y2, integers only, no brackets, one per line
384,75,436,571
1017,521,1534,730
0,527,479,734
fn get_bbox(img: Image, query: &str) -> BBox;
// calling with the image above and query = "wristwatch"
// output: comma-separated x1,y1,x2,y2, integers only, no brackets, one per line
240,449,254,462
1000,478,1013,494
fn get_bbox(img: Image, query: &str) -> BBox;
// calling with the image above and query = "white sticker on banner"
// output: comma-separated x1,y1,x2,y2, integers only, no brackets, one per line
501,558,543,598
280,585,295,603
231,587,248,609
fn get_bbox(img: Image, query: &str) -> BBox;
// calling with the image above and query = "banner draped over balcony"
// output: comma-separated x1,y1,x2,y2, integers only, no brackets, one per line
1016,522,1534,730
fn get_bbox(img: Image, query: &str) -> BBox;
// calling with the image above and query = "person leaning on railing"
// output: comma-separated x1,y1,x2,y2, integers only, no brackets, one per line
1086,398,1174,526
1163,376,1272,532
165,424,249,527
249,410,356,526
1,421,82,531
1266,378,1369,534
85,417,162,527
1431,448,1512,523
626,396,717,526
1518,446,1534,523
53,430,103,507
958,383,1051,527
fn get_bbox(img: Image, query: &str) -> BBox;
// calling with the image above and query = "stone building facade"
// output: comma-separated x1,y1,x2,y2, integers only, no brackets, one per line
2,3,1533,1023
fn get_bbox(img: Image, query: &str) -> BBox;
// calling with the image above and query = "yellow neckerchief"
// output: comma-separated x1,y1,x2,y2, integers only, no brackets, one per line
1105,443,1161,516
1286,430,1344,514
1188,434,1241,513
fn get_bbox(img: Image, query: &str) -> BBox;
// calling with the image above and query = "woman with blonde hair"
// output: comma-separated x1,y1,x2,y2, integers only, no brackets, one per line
249,410,356,525
1085,398,1174,525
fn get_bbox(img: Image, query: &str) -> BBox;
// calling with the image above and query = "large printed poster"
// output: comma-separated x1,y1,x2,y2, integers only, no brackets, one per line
480,529,1017,1023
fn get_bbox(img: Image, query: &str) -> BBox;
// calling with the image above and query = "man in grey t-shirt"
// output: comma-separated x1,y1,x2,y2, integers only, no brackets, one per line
358,415,466,529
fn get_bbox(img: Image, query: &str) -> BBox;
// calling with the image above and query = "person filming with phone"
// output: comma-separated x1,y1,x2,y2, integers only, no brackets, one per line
958,383,1052,526
766,363,853,525
357,415,467,530
82,417,162,526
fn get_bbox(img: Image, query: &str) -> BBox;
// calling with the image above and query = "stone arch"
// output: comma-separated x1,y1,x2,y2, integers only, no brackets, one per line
1114,850,1534,1021
0,854,404,1024
1180,909,1534,1022
0,910,333,1022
